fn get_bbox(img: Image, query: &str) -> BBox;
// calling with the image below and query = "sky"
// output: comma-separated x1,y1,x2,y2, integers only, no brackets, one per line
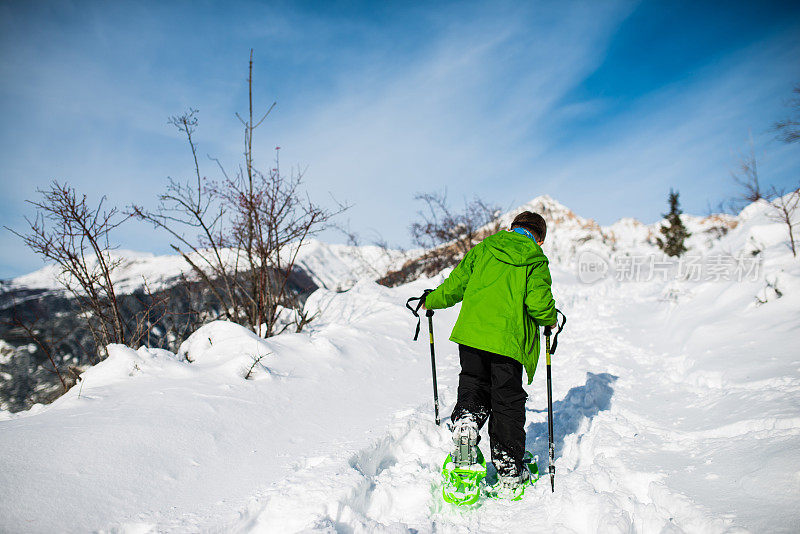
1,0,799,278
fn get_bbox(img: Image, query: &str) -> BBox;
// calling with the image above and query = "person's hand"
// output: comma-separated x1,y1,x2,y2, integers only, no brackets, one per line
420,289,432,310
549,322,557,329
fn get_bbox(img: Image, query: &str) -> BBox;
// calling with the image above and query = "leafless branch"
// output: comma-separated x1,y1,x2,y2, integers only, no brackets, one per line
244,351,271,380
405,189,500,277
131,50,348,338
766,185,800,258
731,147,764,205
774,84,800,144
7,181,129,351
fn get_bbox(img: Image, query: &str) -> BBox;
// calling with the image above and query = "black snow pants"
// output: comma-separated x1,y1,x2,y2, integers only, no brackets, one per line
450,344,527,477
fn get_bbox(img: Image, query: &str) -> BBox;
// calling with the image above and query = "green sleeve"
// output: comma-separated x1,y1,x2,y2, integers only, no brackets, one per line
424,245,479,309
525,261,557,326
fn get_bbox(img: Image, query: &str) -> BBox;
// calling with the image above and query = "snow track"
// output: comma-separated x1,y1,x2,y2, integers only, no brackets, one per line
233,275,773,533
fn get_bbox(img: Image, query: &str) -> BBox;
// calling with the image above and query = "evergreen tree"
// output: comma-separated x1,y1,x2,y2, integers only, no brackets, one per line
657,189,691,257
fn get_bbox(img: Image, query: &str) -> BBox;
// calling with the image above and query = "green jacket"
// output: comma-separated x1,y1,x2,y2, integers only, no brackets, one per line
424,230,557,384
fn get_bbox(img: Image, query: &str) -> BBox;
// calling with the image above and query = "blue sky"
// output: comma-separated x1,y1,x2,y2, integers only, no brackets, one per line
1,0,799,278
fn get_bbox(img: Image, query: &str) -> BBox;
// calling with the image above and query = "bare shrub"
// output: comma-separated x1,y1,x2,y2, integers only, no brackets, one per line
8,182,129,351
774,84,800,144
731,146,764,207
411,190,500,255
130,108,242,325
756,276,783,305
766,185,800,258
132,50,345,337
380,191,500,286
244,351,272,380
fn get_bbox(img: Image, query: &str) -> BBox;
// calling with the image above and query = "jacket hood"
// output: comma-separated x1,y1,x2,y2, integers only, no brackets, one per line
483,230,548,267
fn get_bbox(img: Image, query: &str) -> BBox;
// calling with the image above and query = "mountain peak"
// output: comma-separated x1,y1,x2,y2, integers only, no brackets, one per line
524,194,570,212
498,194,588,229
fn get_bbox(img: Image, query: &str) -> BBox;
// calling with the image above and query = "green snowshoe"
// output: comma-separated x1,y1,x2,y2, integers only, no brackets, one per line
486,451,540,501
442,420,486,505
441,447,487,505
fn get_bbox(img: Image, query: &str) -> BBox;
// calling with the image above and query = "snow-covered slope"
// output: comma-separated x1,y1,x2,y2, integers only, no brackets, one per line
2,240,407,296
1,197,798,533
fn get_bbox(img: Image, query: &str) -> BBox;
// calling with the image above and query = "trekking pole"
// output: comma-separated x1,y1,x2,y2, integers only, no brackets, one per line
544,309,566,492
426,308,441,426
406,290,440,426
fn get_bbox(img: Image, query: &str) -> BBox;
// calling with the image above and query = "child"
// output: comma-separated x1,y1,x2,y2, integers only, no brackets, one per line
422,211,557,495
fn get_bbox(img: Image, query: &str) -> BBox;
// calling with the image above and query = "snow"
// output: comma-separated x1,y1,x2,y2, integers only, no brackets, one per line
1,240,408,295
0,339,15,364
1,197,799,532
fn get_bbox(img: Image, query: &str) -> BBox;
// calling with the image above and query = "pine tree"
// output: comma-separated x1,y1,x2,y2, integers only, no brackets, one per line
657,189,691,257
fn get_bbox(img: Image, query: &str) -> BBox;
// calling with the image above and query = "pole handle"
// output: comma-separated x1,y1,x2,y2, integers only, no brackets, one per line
545,330,551,366
543,309,567,355
406,289,433,341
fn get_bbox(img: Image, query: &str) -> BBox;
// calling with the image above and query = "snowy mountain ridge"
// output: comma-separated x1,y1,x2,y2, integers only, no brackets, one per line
502,194,740,263
2,239,408,296
3,195,741,296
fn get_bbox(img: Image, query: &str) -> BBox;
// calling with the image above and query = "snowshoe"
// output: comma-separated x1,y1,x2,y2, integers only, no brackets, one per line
442,420,486,505
442,447,487,505
486,451,540,501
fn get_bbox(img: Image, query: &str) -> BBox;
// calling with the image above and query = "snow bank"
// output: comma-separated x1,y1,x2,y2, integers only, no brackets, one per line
0,279,450,532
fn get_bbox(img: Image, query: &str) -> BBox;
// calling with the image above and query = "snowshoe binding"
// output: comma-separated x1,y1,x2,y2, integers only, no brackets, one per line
442,421,486,505
486,451,540,501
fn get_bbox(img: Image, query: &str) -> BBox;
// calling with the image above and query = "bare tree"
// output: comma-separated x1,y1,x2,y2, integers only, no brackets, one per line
130,108,243,325
212,50,347,336
774,84,800,144
8,182,129,351
731,146,764,206
217,149,343,336
410,190,500,270
766,185,800,258
133,50,345,337
159,274,207,354
128,278,181,351
377,190,500,285
411,190,499,255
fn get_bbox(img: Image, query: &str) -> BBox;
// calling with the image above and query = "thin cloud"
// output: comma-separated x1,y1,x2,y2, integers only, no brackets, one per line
528,26,800,222
270,2,636,245
1,1,798,278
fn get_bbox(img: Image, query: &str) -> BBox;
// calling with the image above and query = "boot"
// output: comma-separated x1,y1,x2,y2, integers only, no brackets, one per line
489,467,530,500
451,419,479,466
